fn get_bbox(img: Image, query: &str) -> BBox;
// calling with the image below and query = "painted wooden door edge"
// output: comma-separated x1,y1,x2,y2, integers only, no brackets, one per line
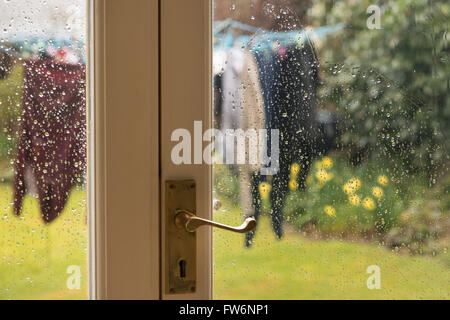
160,0,213,300
92,0,160,300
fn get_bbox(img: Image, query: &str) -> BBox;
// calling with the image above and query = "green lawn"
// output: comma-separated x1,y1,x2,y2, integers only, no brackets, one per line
213,204,450,300
1,184,449,300
0,184,88,300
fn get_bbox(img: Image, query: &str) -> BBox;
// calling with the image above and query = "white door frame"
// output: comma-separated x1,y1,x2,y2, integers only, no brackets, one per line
91,0,212,300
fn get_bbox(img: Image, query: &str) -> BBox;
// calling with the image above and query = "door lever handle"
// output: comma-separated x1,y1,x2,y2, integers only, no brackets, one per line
174,209,257,234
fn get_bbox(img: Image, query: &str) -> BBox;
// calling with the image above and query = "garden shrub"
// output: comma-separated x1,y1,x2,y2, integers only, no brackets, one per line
285,156,408,238
309,0,450,178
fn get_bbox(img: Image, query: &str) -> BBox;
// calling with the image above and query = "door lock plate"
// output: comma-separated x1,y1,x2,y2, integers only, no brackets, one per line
165,180,197,294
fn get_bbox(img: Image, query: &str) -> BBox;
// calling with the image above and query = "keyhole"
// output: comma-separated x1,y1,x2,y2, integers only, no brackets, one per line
179,260,187,278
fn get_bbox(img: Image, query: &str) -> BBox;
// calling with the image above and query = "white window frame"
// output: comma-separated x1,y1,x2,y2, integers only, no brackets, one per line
90,0,160,300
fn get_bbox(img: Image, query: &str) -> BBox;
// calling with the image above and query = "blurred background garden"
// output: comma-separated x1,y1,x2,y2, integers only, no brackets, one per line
212,0,449,299
0,63,87,298
0,0,88,299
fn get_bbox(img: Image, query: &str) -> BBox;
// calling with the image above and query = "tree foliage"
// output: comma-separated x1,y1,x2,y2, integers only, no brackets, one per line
309,0,450,177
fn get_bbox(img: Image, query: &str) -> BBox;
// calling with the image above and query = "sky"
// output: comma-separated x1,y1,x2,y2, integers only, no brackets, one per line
0,0,86,41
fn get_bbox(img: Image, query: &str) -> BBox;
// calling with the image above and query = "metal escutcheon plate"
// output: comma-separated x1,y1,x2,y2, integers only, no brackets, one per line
165,180,197,295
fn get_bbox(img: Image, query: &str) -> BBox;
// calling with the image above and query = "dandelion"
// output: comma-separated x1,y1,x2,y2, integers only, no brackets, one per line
343,177,361,195
289,180,299,191
324,206,336,217
350,178,362,190
290,163,300,176
343,183,353,195
378,175,389,186
259,182,271,199
372,187,384,199
316,169,333,183
362,197,376,211
322,157,334,169
348,194,361,206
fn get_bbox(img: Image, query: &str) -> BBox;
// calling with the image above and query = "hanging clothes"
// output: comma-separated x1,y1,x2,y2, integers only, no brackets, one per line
237,51,266,218
212,21,333,246
245,43,319,246
221,46,245,131
220,46,246,166
13,59,86,223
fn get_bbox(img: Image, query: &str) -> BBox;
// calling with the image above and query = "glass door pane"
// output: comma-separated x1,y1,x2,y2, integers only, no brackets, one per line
0,0,88,299
213,0,449,299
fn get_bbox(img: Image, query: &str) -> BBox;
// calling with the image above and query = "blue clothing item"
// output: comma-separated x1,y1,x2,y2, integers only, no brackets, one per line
246,43,319,247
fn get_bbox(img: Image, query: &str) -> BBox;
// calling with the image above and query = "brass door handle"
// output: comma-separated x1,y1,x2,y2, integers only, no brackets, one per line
174,210,257,234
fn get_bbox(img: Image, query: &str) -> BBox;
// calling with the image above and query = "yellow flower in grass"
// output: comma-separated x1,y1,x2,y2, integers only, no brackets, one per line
362,197,376,211
289,180,299,190
343,177,361,195
306,175,313,186
316,169,333,183
259,182,271,199
372,187,384,199
322,157,334,169
378,175,389,186
343,183,353,195
348,194,361,206
291,163,301,176
324,206,336,217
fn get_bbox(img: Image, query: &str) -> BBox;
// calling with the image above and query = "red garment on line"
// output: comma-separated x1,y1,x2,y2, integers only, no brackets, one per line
13,59,86,223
